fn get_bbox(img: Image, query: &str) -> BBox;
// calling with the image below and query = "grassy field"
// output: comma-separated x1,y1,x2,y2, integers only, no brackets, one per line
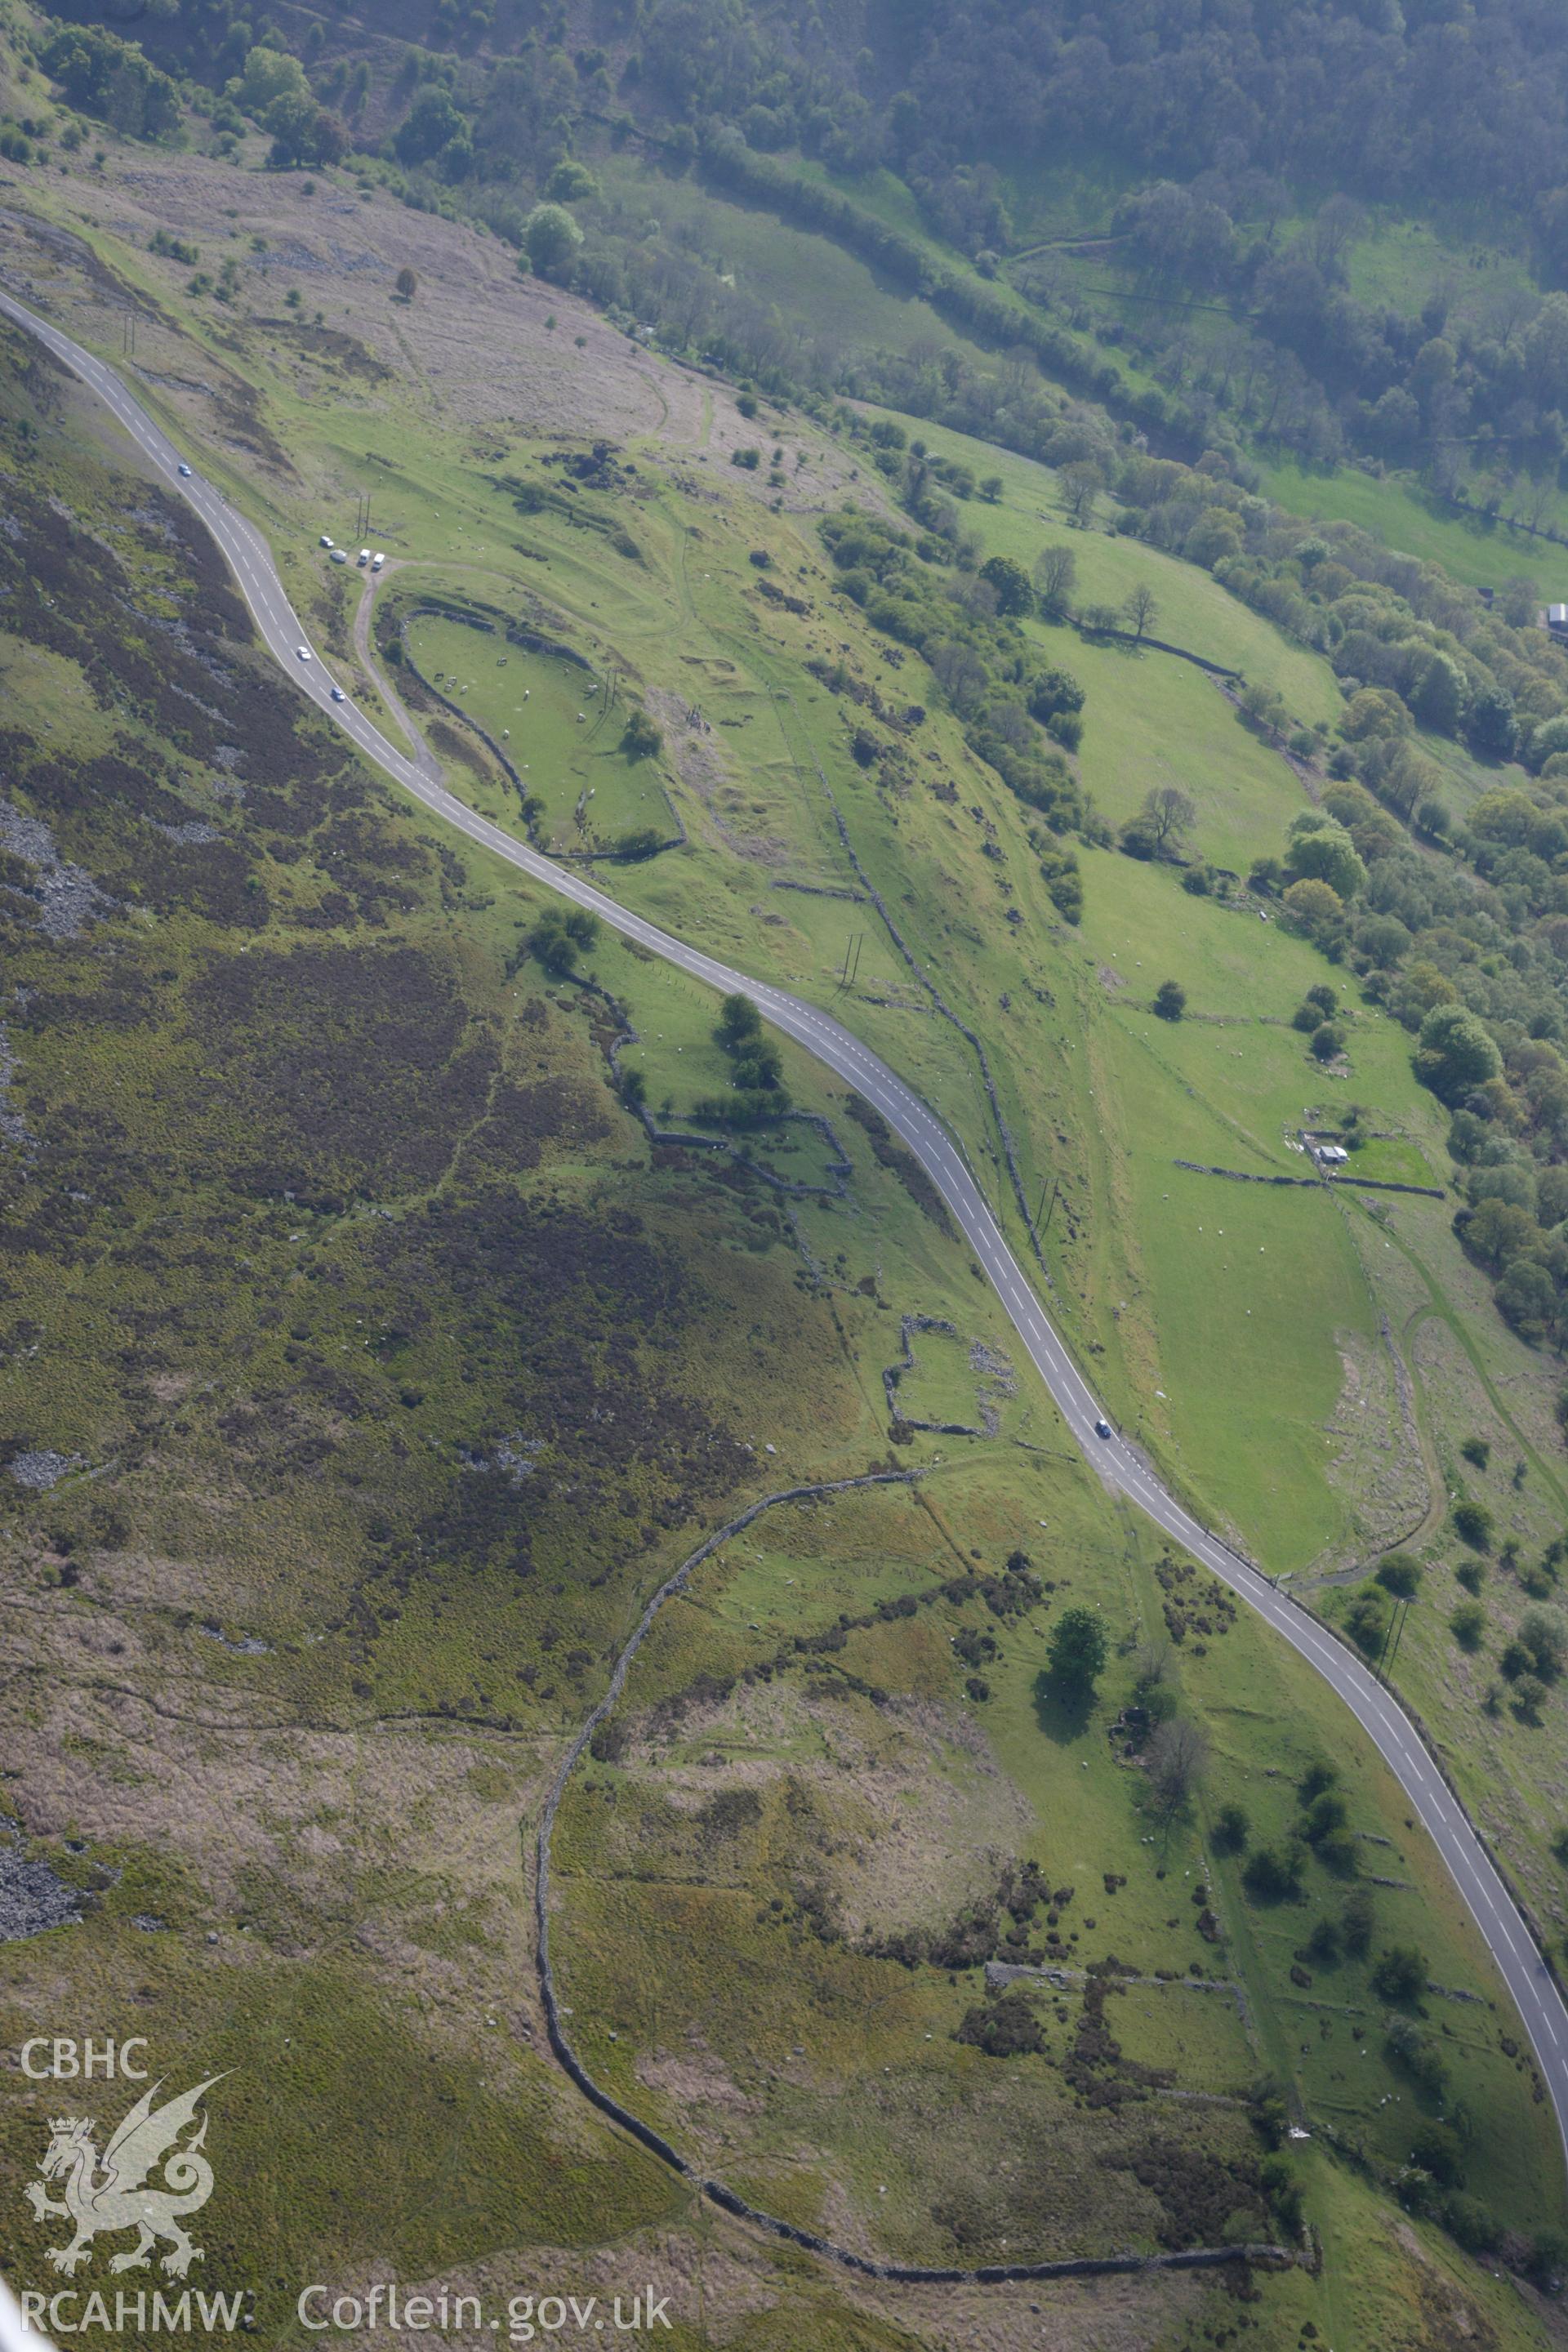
597,153,977,375
995,146,1136,244
403,611,678,849
1342,211,1535,314
551,1439,1567,2268
1258,453,1568,597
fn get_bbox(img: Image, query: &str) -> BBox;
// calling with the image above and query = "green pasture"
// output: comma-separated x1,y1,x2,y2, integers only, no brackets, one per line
1092,1009,1376,1566
405,610,676,849
1066,847,1462,1561
1080,862,1446,1156
1072,638,1308,870
870,406,1342,719
889,1317,1013,1432
994,145,1136,243
597,153,974,368
1259,453,1568,597
1343,211,1535,314
1343,1134,1437,1187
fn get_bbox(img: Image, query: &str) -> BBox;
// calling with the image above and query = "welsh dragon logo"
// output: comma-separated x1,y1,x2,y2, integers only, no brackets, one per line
24,2076,225,2278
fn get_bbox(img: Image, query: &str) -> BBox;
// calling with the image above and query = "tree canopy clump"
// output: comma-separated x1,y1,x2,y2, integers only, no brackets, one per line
44,24,180,140
621,708,663,760
521,203,585,277
524,905,599,978
697,992,791,1125
1045,1604,1108,1694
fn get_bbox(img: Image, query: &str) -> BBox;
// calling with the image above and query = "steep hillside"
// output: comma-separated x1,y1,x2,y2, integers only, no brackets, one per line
5,304,1567,2352
6,9,1568,2342
7,289,1561,2350
21,0,1568,566
10,127,1568,1916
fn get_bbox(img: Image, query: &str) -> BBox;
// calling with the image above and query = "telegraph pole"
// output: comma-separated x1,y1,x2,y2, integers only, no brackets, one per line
1374,1595,1409,1683
1385,1597,1410,1678
1373,1601,1396,1681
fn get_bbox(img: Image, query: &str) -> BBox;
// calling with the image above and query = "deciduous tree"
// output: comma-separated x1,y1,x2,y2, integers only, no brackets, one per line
1059,460,1102,523
1032,543,1076,615
1045,1605,1107,1693
522,203,584,278
1124,582,1159,642
1414,1004,1503,1103
1146,1717,1208,1821
978,553,1033,615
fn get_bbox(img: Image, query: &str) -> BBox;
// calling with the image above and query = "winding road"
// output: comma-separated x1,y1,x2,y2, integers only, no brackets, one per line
8,287,1568,2185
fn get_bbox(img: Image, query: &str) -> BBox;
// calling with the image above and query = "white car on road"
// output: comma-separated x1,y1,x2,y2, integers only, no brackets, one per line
331,686,345,702
296,646,312,662
177,462,192,478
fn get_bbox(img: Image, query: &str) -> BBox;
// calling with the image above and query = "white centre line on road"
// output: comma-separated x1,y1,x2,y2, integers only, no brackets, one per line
11,282,1568,2180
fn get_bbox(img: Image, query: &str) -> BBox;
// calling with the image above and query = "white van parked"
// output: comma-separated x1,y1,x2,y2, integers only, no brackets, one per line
371,552,385,571
357,549,370,566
